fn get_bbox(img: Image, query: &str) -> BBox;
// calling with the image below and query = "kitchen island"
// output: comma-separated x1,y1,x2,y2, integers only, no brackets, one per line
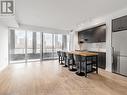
58,51,98,77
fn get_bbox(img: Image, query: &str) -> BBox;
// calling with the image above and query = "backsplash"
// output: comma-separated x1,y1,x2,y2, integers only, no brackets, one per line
80,42,106,52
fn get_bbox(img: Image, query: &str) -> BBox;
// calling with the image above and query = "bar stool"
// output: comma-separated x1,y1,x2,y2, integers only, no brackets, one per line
84,56,93,77
74,54,96,77
82,56,97,77
57,51,61,63
74,55,81,74
68,53,76,71
91,56,98,74
60,51,64,64
62,52,68,67
57,51,64,64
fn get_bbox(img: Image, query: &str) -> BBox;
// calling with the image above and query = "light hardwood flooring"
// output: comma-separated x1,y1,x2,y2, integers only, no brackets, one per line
0,60,127,95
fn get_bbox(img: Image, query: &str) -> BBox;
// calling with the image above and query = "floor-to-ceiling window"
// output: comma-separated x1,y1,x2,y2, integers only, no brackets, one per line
9,29,26,63
27,31,33,61
53,34,63,59
27,31,41,62
9,29,69,64
36,32,41,59
43,33,53,60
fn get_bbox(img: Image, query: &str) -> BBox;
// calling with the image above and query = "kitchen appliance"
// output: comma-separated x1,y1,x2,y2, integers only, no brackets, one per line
112,30,127,76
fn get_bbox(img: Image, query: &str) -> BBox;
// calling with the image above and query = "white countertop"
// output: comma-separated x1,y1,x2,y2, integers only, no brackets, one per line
76,48,106,53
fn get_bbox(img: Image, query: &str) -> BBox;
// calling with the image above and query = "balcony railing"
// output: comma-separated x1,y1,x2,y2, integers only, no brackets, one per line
10,48,59,61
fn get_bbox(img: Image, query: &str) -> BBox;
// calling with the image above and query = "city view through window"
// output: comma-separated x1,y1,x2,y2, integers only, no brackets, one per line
9,29,69,63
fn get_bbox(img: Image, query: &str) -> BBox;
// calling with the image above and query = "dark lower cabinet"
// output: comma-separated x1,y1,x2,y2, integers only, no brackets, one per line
90,51,106,69
98,52,106,69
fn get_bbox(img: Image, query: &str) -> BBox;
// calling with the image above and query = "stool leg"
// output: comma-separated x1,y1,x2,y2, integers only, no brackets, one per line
65,57,67,67
59,56,60,63
68,59,70,69
96,56,98,74
85,57,87,77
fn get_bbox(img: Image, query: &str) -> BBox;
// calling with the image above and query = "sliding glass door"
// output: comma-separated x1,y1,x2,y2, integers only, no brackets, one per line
36,32,41,60
27,32,41,62
9,30,26,63
53,34,63,59
43,33,53,60
9,29,69,63
43,33,63,60
27,31,33,61
9,30,41,63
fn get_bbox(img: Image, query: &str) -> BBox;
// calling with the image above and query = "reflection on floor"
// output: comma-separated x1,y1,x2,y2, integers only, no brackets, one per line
0,60,127,95
10,59,40,64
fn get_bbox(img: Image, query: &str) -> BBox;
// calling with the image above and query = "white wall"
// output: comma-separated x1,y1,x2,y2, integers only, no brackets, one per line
72,8,127,72
0,24,8,71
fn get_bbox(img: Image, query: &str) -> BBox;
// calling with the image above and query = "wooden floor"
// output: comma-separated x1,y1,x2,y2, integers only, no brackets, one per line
0,60,127,95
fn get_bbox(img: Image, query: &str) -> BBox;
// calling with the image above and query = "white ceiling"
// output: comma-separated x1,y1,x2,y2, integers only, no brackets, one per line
0,16,18,28
16,0,127,31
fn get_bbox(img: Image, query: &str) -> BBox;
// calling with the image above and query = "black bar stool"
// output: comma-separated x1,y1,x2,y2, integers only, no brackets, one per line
82,56,98,77
62,52,68,67
57,51,64,64
60,51,64,64
57,51,61,63
68,53,76,71
74,54,84,76
74,55,95,77
91,56,98,74
83,56,93,77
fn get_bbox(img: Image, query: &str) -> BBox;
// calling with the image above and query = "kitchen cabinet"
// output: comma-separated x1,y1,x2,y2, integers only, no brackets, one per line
78,24,106,43
78,31,84,43
112,15,127,32
83,29,95,43
98,52,106,69
94,26,106,42
78,29,94,43
89,51,106,69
